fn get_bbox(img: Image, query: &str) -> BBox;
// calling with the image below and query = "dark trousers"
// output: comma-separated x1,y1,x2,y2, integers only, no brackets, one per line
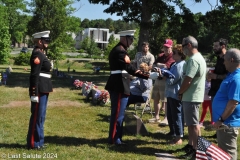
27,93,49,148
127,93,147,106
108,91,129,144
167,97,184,136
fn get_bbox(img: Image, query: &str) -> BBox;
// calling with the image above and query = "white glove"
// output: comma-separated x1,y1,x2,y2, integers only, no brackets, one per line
30,96,39,103
149,72,159,80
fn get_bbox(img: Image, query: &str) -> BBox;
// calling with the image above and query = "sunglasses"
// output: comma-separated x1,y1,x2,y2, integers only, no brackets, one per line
126,36,134,40
41,38,51,43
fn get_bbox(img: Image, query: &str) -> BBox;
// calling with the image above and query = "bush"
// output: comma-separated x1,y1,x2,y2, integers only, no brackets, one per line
78,49,86,53
14,53,31,66
83,62,93,69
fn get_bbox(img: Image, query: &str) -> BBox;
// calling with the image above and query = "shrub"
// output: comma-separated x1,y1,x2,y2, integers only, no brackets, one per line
14,53,31,66
78,49,86,53
83,62,93,69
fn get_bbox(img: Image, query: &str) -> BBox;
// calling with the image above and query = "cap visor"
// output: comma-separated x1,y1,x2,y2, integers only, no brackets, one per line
164,44,172,48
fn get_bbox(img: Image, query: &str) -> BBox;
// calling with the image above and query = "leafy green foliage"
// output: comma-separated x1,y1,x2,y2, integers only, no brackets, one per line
80,37,101,57
80,18,138,33
87,38,102,57
14,52,31,66
83,62,93,69
0,25,11,64
27,0,81,61
104,35,119,59
80,37,90,50
1,0,29,45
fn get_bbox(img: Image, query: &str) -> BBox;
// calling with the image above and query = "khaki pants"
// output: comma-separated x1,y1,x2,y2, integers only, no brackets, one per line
217,127,239,160
151,79,166,102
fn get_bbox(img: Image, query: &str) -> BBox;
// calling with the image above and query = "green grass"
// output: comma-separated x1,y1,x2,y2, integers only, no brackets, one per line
0,63,239,160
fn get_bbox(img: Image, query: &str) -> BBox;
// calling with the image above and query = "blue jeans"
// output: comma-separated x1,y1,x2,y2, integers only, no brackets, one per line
108,91,129,144
27,93,49,148
167,97,184,137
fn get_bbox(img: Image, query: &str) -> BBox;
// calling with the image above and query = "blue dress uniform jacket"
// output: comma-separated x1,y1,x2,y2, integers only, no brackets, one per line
27,47,52,149
105,42,148,144
105,42,147,95
29,47,53,96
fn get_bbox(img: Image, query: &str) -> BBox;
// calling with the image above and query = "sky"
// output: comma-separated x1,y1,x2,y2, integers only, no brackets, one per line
72,0,220,20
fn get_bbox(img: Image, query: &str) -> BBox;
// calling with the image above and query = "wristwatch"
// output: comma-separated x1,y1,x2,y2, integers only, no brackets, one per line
218,116,224,122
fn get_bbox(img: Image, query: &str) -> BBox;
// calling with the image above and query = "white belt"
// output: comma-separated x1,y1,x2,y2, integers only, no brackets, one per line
111,70,127,74
40,73,52,78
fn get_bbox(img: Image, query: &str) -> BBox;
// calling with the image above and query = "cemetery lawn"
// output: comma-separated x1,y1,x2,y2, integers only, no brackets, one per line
0,63,239,160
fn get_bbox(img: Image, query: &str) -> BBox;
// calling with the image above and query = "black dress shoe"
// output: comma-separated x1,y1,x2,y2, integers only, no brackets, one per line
181,148,196,159
28,145,47,150
177,143,193,153
27,146,41,150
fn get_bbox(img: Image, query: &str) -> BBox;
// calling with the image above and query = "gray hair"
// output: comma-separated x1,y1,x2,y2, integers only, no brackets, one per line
225,48,240,63
183,36,198,48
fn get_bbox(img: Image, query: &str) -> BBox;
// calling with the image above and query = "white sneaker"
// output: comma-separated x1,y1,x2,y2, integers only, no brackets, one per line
144,106,151,111
148,118,161,123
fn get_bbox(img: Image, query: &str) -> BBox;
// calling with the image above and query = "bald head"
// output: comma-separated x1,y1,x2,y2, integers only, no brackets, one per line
225,48,240,63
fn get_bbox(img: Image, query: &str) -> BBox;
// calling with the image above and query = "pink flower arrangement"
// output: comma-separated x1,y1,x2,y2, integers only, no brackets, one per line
73,79,83,89
97,90,110,104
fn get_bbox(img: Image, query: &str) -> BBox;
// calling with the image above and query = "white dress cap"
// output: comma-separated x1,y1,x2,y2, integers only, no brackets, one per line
32,30,50,39
118,30,135,37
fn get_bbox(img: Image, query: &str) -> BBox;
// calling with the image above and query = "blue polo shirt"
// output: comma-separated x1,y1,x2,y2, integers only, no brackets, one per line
212,68,240,127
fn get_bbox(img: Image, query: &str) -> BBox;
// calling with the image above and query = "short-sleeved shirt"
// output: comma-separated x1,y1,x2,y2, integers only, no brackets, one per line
182,52,206,102
208,55,228,97
212,68,240,127
154,53,175,69
133,52,155,69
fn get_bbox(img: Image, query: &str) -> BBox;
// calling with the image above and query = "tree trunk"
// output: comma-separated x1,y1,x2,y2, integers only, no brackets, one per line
137,0,152,52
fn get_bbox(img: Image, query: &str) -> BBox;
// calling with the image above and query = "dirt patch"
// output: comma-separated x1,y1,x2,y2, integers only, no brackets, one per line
0,100,85,108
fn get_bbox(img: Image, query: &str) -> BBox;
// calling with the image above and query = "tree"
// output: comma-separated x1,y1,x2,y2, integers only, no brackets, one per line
0,3,11,64
87,38,101,57
27,0,81,62
0,25,11,64
81,18,90,28
88,0,189,51
1,0,29,46
80,37,90,50
104,35,118,59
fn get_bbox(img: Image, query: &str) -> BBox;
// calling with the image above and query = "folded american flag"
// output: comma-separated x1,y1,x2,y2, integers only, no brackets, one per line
196,136,231,160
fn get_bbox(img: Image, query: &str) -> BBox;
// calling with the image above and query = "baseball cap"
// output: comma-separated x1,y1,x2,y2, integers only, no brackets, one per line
163,39,173,48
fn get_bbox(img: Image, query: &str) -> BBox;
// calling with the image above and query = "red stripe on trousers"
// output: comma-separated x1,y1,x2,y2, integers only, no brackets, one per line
31,101,39,148
112,93,121,143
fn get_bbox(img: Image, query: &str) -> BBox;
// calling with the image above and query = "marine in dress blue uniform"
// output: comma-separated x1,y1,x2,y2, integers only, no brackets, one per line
27,31,52,149
105,30,149,145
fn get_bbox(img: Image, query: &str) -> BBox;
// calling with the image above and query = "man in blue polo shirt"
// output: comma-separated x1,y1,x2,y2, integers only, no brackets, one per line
212,48,240,160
